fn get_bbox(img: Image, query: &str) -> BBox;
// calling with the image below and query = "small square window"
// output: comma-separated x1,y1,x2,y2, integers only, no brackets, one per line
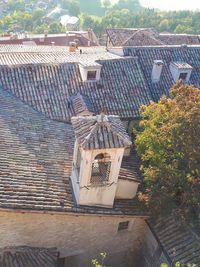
87,71,97,80
179,72,187,80
118,221,129,231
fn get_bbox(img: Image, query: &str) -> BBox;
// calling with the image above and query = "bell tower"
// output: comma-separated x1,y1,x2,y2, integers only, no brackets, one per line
71,114,132,208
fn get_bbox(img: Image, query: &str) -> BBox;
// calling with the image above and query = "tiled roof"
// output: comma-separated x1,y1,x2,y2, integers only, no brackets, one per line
107,28,200,47
0,46,151,121
159,33,200,45
0,30,99,46
124,46,200,101
119,148,141,182
149,215,200,266
124,30,164,47
69,93,95,116
0,46,121,65
171,61,193,69
0,246,58,267
106,28,157,47
71,114,132,150
0,87,74,212
0,88,147,216
107,28,138,46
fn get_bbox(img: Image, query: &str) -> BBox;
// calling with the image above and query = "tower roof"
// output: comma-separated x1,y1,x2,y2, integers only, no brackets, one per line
71,114,132,150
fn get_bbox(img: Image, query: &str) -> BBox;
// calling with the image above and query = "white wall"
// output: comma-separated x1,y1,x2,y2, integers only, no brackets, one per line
169,63,192,82
107,47,124,57
0,210,148,267
116,179,139,199
79,64,102,82
71,148,125,207
151,61,164,82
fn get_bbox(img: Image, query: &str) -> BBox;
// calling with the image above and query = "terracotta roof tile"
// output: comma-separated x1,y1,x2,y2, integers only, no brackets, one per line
71,114,132,149
107,28,200,47
69,93,95,116
0,246,58,267
149,215,200,265
0,88,147,216
124,46,200,101
0,47,151,121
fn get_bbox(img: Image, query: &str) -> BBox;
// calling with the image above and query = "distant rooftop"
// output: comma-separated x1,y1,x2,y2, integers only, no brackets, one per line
0,30,99,47
107,28,200,47
0,45,121,66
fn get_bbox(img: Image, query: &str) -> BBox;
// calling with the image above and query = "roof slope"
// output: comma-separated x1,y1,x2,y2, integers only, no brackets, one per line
69,93,95,116
107,28,200,47
0,88,74,211
71,114,132,149
150,215,200,265
106,28,138,46
0,88,147,216
124,46,200,101
124,30,164,47
0,47,151,121
159,34,200,45
0,31,99,47
0,247,58,267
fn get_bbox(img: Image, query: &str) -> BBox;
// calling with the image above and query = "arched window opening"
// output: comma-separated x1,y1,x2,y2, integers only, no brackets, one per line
90,153,111,185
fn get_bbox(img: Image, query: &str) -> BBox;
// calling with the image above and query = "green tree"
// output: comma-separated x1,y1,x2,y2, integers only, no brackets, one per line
159,19,170,32
114,0,141,12
161,262,196,267
60,0,80,16
49,22,63,34
92,252,107,267
102,0,112,9
135,83,200,220
78,0,103,15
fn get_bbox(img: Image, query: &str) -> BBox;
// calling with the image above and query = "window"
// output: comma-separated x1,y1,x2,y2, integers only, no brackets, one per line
90,153,111,185
179,72,188,80
118,221,130,231
87,71,97,80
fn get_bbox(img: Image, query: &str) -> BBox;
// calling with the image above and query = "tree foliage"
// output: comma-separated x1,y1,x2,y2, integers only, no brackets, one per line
161,262,196,267
0,0,200,35
135,83,200,221
78,0,104,16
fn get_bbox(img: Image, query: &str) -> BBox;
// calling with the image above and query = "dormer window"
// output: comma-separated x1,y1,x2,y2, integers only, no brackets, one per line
87,70,97,80
170,62,193,83
179,72,188,81
79,63,102,82
90,153,111,185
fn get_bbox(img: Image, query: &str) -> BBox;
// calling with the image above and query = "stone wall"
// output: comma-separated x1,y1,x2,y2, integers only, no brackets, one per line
0,210,148,267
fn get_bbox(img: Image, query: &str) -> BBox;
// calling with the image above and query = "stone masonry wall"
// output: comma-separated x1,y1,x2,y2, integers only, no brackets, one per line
0,210,148,267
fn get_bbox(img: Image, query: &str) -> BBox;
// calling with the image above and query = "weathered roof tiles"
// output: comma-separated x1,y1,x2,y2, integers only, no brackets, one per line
107,28,200,47
0,49,151,121
124,46,200,101
150,215,200,266
0,247,58,267
71,114,132,150
0,88,147,216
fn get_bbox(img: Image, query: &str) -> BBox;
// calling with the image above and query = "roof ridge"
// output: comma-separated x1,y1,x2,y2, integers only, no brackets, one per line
81,116,131,148
123,29,164,46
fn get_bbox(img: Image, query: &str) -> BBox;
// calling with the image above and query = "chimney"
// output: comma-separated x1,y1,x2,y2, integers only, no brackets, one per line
69,42,76,52
151,60,164,82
